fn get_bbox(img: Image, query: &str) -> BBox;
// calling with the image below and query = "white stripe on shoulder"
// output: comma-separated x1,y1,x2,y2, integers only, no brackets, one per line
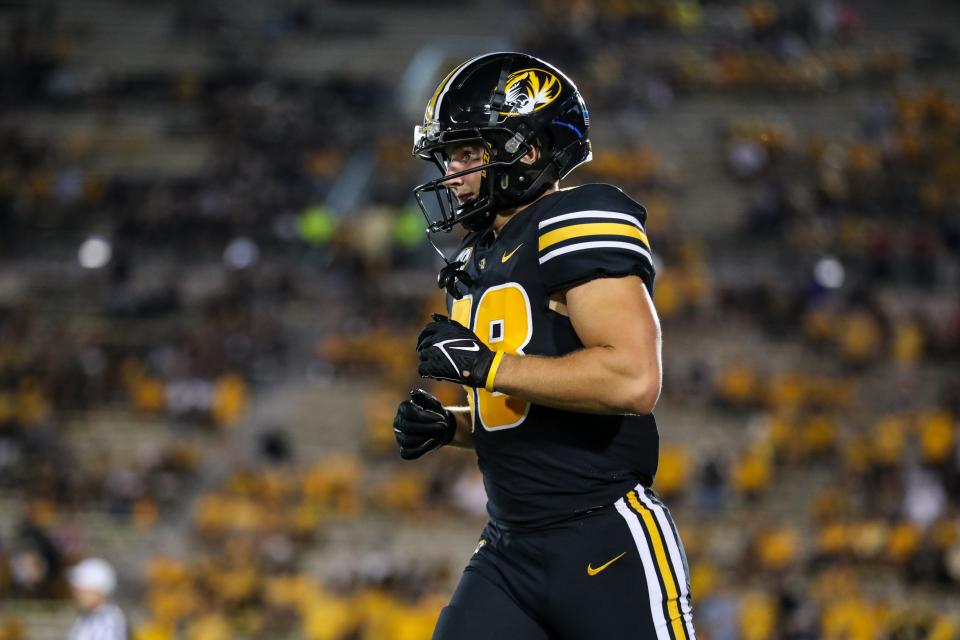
615,497,672,640
538,210,645,230
538,240,652,265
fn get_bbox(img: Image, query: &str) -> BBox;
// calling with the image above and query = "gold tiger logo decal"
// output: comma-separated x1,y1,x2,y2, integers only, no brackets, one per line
499,68,562,116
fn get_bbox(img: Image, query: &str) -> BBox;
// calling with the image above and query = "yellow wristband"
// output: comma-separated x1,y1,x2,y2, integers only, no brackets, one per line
484,351,506,392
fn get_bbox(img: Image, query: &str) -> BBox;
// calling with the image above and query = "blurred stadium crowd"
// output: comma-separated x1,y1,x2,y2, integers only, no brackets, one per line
1,0,959,638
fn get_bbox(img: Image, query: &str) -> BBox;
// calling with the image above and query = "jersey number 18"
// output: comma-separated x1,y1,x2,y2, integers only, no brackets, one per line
450,283,532,431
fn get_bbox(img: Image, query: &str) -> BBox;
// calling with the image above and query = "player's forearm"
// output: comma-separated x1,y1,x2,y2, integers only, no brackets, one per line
491,347,661,415
447,406,475,448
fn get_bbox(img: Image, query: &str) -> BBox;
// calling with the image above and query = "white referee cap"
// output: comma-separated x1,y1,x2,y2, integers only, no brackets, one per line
68,558,117,595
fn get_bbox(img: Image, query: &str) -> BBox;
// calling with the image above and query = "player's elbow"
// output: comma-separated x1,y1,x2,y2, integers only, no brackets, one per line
604,346,661,415
622,374,661,415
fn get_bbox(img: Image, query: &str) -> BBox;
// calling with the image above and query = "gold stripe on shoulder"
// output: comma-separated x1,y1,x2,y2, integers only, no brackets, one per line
538,222,649,252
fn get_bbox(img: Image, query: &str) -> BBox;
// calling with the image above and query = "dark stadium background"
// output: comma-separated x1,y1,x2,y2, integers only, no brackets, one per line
1,0,959,637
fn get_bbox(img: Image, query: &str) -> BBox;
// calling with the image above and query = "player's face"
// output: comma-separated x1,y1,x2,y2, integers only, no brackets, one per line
442,143,485,207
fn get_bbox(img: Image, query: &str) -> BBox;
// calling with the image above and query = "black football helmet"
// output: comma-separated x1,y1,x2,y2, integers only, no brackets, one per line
412,52,592,234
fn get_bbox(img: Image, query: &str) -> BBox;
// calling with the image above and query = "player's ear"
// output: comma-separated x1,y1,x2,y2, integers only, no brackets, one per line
520,144,540,166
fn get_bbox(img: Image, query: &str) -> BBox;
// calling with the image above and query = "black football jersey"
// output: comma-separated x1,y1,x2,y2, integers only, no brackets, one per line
445,183,660,529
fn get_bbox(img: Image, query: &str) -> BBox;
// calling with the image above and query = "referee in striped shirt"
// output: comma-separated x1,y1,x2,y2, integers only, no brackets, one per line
66,558,127,640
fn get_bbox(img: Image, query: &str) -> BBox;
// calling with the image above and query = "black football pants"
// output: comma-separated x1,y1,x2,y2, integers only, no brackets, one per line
433,484,696,640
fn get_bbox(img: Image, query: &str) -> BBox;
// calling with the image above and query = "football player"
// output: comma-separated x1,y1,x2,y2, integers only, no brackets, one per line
394,52,696,639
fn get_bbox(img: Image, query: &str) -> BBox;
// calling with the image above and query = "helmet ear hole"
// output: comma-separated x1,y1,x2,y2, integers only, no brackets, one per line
524,142,544,166
537,131,554,157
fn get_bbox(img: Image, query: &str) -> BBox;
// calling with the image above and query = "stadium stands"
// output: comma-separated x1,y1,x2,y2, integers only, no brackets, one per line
1,0,958,638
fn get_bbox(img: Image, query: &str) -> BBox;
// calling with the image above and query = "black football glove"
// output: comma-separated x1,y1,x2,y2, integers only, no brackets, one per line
416,314,502,390
393,389,457,460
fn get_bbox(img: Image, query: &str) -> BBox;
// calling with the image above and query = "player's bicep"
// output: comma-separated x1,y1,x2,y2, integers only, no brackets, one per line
565,275,661,373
